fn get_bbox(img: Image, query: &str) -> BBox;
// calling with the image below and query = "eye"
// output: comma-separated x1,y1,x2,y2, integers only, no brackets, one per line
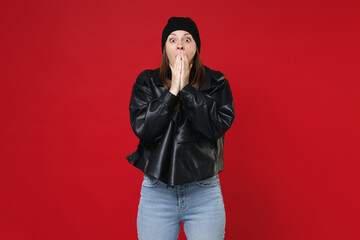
185,38,191,42
169,38,175,43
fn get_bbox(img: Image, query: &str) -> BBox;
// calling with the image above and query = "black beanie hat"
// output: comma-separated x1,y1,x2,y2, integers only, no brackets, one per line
161,17,201,53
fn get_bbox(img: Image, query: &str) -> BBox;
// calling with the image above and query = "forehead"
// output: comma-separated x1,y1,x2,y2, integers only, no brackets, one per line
168,30,192,38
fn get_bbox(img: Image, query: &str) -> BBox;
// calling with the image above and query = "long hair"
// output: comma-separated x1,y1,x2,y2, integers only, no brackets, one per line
159,48,205,91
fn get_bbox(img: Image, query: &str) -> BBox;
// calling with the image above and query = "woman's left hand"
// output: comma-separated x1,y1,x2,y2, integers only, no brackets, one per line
180,51,193,90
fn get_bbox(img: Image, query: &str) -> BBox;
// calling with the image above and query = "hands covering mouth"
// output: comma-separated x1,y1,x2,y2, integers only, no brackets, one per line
169,50,193,96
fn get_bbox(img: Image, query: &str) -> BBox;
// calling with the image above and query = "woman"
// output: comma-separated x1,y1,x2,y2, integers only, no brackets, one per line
126,17,235,240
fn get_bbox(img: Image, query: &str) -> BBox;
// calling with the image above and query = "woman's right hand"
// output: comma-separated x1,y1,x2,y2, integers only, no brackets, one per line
169,51,182,96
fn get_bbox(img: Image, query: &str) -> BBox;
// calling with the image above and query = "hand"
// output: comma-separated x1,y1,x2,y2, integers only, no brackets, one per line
180,52,193,90
169,52,181,95
169,51,193,95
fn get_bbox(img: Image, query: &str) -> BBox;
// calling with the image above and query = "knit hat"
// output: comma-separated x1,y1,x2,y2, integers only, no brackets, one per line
161,17,201,53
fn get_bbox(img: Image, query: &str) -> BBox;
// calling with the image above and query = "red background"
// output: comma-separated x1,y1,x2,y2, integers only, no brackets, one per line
1,0,359,239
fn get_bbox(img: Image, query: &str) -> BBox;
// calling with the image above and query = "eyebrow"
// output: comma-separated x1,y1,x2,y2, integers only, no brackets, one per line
169,33,191,37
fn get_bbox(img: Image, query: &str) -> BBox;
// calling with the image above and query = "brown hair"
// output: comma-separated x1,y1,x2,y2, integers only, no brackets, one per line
159,48,205,91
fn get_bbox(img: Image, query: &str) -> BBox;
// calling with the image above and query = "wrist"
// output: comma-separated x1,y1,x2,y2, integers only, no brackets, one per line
169,87,179,96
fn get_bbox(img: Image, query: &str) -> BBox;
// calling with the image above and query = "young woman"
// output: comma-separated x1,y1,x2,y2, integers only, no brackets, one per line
126,17,235,240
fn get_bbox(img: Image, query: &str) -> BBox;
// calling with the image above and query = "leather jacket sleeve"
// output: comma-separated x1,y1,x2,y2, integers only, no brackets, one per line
178,74,235,140
129,70,178,142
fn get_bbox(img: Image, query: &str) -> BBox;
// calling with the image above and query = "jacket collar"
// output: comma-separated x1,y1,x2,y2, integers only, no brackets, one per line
153,65,212,91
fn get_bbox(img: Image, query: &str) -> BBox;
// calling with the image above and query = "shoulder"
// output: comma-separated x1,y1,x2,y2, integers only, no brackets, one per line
203,65,229,91
135,69,158,84
204,65,226,82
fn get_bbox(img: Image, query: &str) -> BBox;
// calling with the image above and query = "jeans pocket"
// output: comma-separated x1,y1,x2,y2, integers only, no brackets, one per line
195,174,220,187
142,174,160,187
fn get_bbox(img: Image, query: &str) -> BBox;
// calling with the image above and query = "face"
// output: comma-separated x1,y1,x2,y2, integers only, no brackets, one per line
165,30,197,67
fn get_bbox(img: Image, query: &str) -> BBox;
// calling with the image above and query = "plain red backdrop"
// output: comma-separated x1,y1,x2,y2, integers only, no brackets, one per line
1,0,359,239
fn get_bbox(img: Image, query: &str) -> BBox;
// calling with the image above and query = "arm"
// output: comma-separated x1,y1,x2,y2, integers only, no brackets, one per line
178,75,235,140
129,70,178,142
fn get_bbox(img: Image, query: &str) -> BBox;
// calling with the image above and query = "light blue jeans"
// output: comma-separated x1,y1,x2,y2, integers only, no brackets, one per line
137,173,226,240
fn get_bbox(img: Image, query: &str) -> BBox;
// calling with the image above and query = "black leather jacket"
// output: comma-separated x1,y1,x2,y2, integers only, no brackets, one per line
126,66,235,187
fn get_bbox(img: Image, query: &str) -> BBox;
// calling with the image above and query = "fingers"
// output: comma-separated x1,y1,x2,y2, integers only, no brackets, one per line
183,53,192,72
170,54,179,74
172,51,192,82
181,51,184,73
177,53,182,76
183,52,188,65
172,53,181,82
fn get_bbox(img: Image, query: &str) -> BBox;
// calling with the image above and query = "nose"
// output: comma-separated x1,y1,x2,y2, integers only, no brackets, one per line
177,42,184,50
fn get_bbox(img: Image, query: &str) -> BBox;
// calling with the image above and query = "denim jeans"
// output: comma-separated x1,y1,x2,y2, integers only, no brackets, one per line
137,173,226,240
